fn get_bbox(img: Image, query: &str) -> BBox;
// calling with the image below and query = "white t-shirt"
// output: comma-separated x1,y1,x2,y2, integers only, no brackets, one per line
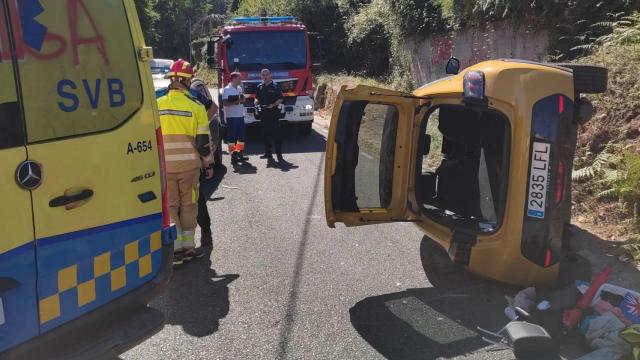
221,84,244,119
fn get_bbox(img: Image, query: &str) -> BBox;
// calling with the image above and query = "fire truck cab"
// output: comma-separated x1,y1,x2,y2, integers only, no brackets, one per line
212,16,315,132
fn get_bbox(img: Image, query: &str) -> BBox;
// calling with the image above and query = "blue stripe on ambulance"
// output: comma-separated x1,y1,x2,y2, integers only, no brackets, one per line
35,213,164,333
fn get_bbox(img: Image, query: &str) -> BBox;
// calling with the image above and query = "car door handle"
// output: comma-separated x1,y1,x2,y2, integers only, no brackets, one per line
49,189,94,208
0,277,19,294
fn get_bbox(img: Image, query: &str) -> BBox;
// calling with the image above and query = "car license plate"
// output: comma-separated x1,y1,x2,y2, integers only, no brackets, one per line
527,142,551,219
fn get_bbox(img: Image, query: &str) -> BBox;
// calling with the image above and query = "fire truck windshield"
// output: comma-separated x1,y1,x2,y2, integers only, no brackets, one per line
226,31,307,71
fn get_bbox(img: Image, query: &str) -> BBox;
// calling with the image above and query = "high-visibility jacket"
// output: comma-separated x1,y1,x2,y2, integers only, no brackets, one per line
157,89,211,173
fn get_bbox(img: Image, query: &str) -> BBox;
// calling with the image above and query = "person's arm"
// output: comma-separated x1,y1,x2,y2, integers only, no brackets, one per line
270,84,284,108
195,107,212,162
207,101,218,120
221,88,241,107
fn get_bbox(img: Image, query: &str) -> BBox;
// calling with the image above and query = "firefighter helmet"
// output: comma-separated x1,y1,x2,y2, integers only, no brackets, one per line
168,59,194,79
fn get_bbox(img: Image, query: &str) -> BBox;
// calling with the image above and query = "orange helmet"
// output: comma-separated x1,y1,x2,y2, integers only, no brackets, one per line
168,59,194,79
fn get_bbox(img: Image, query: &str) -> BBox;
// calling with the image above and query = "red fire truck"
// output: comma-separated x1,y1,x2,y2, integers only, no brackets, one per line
207,16,316,133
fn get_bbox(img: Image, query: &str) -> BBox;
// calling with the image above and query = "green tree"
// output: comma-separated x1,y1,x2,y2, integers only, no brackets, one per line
134,0,160,44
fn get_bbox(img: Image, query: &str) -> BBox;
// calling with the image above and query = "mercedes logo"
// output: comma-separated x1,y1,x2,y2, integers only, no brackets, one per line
16,160,43,190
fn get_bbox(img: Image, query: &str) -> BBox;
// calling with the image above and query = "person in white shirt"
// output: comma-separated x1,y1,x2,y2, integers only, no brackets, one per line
221,72,246,164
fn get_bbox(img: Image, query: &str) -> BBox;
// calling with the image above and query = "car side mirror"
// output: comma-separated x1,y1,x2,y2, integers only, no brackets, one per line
446,57,460,75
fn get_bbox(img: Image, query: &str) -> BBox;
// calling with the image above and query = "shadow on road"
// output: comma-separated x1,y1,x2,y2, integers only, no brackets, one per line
201,164,228,200
350,236,516,360
151,250,239,337
240,126,327,156
350,228,640,360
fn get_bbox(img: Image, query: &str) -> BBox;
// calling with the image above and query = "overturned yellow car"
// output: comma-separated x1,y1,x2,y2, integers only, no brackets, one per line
324,59,607,286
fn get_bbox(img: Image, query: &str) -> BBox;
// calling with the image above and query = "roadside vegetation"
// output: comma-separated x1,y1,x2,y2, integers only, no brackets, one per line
571,12,640,261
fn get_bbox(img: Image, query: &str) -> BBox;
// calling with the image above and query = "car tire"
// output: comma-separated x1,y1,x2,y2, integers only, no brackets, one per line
556,64,608,94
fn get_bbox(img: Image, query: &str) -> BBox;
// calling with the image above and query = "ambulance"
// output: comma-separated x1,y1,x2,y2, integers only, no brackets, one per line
0,0,175,357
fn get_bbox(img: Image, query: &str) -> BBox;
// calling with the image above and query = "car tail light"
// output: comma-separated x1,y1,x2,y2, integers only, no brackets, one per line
555,159,565,205
156,127,170,229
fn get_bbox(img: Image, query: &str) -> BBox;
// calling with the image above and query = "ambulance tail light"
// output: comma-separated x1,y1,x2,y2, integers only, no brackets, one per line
156,127,171,229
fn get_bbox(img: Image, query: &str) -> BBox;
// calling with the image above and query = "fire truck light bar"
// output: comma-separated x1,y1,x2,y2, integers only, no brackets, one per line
232,16,296,24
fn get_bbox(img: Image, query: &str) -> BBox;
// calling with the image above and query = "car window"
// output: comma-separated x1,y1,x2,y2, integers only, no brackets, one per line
0,6,24,150
16,0,142,143
417,106,509,232
333,101,398,211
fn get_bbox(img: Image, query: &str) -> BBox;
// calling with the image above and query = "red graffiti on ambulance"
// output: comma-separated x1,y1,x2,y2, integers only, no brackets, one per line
0,0,109,65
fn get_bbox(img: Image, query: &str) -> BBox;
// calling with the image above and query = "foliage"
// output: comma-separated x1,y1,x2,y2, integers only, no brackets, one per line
134,0,212,59
134,0,160,44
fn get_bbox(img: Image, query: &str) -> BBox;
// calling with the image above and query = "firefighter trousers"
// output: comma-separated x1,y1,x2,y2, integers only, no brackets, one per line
167,168,200,250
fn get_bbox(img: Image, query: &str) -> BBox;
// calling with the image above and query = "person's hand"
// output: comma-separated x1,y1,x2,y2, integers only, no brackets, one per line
205,166,214,179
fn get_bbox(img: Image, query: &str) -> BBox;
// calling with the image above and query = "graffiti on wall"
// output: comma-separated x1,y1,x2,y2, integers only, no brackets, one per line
405,20,549,85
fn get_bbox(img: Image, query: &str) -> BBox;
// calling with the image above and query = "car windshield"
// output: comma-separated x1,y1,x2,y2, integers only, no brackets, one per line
226,31,307,71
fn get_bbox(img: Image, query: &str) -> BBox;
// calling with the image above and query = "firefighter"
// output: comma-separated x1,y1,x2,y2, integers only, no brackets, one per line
221,72,247,164
157,59,212,266
256,68,286,164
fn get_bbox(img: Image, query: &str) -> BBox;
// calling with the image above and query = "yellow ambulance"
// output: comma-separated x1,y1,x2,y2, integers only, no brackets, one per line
0,0,175,357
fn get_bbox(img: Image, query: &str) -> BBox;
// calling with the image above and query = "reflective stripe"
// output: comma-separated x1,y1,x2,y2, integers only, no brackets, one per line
166,154,199,161
164,142,194,150
159,109,192,117
197,124,210,134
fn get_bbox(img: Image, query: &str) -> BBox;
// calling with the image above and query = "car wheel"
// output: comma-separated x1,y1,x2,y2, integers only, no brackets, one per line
556,64,608,94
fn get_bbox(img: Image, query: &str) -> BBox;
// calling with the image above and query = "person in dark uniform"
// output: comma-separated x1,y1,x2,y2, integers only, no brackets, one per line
191,77,218,248
255,69,285,164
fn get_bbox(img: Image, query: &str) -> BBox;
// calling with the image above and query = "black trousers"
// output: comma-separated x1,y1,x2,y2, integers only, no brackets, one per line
261,112,282,156
197,171,212,243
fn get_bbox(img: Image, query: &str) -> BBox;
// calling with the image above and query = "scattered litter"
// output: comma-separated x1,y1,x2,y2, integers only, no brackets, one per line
491,266,640,360
505,287,536,320
221,184,239,189
578,312,630,360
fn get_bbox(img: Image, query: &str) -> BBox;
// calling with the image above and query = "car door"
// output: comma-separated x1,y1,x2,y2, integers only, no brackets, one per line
0,1,39,352
10,0,164,333
325,85,420,227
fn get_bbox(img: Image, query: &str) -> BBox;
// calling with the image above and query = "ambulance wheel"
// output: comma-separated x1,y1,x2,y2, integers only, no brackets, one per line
556,64,608,94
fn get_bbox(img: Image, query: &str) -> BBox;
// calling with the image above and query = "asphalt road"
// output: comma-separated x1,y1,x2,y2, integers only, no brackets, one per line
122,125,587,360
